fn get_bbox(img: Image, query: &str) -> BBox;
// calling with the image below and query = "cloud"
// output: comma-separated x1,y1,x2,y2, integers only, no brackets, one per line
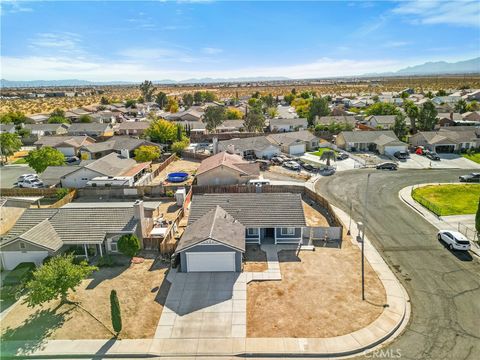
354,14,389,37
1,0,33,14
383,41,410,48
202,47,223,55
28,32,87,57
392,0,480,27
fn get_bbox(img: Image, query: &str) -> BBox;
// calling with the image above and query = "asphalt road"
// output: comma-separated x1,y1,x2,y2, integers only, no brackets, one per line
315,169,480,360
0,165,37,188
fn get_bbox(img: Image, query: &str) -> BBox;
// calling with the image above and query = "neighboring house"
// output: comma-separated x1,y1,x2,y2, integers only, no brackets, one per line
0,200,152,270
0,124,16,134
465,90,480,101
79,136,160,159
174,121,206,135
268,118,308,132
195,151,260,186
175,193,306,272
409,127,480,153
90,111,117,124
67,123,114,138
42,152,151,188
64,108,92,122
276,105,298,119
437,112,463,127
316,115,357,127
25,114,49,124
217,136,281,159
166,109,203,122
116,121,150,136
34,135,96,156
267,130,319,155
462,111,480,122
24,123,69,137
432,96,462,105
336,130,408,155
364,115,397,129
215,120,245,133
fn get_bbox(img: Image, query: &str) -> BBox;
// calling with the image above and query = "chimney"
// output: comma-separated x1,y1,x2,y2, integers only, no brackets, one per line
226,144,235,154
212,137,219,154
120,148,130,158
133,200,146,238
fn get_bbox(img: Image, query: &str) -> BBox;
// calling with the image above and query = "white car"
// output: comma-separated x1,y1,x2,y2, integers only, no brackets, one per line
437,230,471,251
17,178,44,188
17,174,38,182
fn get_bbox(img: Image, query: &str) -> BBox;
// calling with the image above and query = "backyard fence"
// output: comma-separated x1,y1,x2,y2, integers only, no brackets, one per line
458,223,479,243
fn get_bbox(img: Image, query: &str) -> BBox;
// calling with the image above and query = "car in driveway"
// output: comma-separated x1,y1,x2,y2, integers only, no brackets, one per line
16,178,44,188
394,151,409,160
376,162,398,170
16,174,39,182
459,173,480,182
336,152,349,160
425,151,440,161
283,161,301,171
437,230,471,251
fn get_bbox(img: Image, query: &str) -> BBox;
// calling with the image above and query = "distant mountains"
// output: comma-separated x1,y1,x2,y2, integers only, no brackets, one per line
2,57,479,88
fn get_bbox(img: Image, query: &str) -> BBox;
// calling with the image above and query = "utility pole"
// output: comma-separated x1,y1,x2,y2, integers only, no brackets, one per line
347,198,353,235
361,172,371,301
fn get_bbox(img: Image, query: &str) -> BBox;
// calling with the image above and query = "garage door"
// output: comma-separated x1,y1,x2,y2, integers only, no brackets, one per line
384,145,408,156
289,144,306,155
1,251,47,270
186,252,236,272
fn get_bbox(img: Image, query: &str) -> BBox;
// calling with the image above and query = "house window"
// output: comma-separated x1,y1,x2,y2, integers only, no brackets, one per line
281,228,295,236
247,228,259,236
110,242,118,252
19,242,26,251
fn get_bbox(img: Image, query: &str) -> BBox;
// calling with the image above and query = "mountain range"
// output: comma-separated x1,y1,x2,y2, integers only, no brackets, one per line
1,58,479,88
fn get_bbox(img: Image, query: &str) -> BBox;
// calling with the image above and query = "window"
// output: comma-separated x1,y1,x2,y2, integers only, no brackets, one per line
110,243,118,252
281,228,295,236
247,228,259,236
19,242,26,250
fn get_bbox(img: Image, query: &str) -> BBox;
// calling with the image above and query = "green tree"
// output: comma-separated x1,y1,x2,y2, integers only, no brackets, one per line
244,107,265,132
365,102,400,116
145,118,178,144
372,95,380,103
404,100,419,134
400,91,410,99
454,99,468,114
0,133,22,163
110,290,122,335
225,108,243,119
171,138,190,155
425,91,434,99
79,115,92,123
204,91,216,102
48,116,70,124
25,254,97,306
193,91,204,104
393,113,408,139
134,145,161,162
139,80,155,102
308,97,330,126
436,89,447,96
466,101,480,112
320,150,336,167
25,147,65,173
284,93,295,105
100,96,110,105
417,100,438,131
182,93,194,108
166,98,179,113
476,199,480,236
125,99,137,108
266,107,278,119
261,93,275,108
156,92,168,109
50,108,65,118
117,234,141,257
17,128,31,139
203,106,226,132
0,111,27,125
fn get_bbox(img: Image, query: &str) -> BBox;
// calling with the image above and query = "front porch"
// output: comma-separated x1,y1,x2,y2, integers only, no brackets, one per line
245,227,303,245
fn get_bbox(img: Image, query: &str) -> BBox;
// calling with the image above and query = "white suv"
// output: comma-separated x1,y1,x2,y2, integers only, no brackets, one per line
17,178,44,188
437,230,471,251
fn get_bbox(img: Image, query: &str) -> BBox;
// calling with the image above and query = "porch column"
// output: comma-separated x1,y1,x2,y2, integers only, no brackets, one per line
274,228,277,245
258,227,261,244
300,227,303,245
83,243,89,260
98,243,103,257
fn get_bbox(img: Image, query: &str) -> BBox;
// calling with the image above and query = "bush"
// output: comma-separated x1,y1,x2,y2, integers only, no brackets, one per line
165,190,174,197
97,255,120,267
56,188,69,200
3,262,36,286
110,290,122,334
117,234,141,257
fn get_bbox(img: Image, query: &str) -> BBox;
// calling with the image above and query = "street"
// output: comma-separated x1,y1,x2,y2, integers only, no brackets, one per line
0,165,37,188
316,169,480,360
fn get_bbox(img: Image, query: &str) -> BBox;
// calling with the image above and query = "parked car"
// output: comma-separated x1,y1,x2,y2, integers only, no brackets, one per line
248,178,271,187
437,230,471,251
425,151,440,161
301,163,315,172
321,166,335,176
459,173,480,183
283,161,301,171
65,156,80,164
271,156,284,165
17,178,44,188
376,162,398,170
254,159,270,171
336,152,349,160
415,146,425,155
394,151,409,160
17,174,38,182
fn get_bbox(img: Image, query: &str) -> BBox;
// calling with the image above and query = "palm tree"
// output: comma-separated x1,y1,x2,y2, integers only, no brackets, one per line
320,150,336,167
404,100,419,135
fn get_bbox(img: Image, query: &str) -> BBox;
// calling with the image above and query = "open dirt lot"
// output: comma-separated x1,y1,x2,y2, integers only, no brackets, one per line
1,258,169,342
247,237,386,338
151,158,201,186
244,245,268,272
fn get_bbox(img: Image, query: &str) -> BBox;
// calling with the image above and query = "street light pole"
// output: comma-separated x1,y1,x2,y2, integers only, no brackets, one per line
347,198,352,235
361,173,371,301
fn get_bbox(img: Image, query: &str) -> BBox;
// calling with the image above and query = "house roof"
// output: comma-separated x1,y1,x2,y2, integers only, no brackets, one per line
188,193,306,228
1,207,138,246
0,124,15,132
269,118,307,127
81,136,158,153
267,130,317,146
197,151,259,177
437,113,463,121
24,123,69,132
67,123,112,133
34,135,95,148
82,153,143,177
41,166,81,185
217,120,244,130
339,130,402,145
176,206,245,253
365,115,397,125
414,127,479,145
117,121,150,130
317,116,357,125
218,136,278,153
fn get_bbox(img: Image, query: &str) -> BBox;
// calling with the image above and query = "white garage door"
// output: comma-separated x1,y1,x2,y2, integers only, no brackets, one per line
186,252,236,272
1,251,47,270
384,145,407,156
289,143,306,155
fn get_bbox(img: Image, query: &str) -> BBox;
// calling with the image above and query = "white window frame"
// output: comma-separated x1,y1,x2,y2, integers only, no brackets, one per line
110,242,118,252
19,242,26,250
247,228,259,236
281,227,295,236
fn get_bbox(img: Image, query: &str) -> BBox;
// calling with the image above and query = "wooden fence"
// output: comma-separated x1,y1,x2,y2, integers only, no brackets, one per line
0,187,60,197
151,153,177,178
181,151,210,161
48,190,77,208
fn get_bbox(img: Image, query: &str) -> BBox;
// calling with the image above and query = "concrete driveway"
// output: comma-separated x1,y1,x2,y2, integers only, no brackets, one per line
154,271,246,339
398,153,480,169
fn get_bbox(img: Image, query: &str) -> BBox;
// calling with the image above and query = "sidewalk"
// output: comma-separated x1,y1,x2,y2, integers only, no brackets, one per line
399,184,480,257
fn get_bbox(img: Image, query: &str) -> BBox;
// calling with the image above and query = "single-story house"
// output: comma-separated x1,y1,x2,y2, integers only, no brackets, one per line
267,130,319,155
0,124,16,134
23,123,70,140
316,115,357,127
437,112,463,127
409,127,479,153
215,120,245,133
166,109,203,122
90,111,117,124
25,114,49,124
268,118,308,132
175,193,306,272
364,115,397,130
336,130,408,155
64,108,93,122
42,152,152,188
34,135,96,157
217,136,281,159
195,151,260,186
0,200,152,270
462,111,480,122
67,123,114,138
116,121,150,136
79,136,161,160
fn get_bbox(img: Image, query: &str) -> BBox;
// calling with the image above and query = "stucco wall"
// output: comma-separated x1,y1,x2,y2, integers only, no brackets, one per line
196,166,253,186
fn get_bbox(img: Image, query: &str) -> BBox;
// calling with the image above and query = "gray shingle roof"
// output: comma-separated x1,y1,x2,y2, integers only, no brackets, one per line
81,136,157,153
83,153,138,177
269,118,307,127
267,130,317,146
339,130,401,145
218,136,278,153
188,193,306,227
17,219,63,251
317,116,357,125
67,123,111,133
176,206,245,253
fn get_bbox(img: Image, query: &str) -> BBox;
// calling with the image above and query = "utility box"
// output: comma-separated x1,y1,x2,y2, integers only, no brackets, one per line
175,188,186,206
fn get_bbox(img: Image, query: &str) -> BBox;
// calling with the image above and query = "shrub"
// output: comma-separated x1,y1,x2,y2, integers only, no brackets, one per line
117,234,141,258
97,255,117,267
3,262,36,286
56,188,69,200
165,190,174,197
110,290,122,335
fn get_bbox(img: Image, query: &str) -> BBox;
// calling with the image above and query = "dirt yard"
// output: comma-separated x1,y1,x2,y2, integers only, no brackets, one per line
243,245,268,272
151,158,201,186
267,165,311,181
1,258,169,342
302,201,329,227
247,237,386,338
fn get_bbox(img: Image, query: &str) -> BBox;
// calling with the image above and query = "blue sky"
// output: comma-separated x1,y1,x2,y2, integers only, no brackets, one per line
1,0,479,81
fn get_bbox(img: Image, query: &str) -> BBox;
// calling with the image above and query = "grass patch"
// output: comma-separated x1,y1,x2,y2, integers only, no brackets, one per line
412,184,480,216
463,152,480,164
12,158,27,164
309,148,338,157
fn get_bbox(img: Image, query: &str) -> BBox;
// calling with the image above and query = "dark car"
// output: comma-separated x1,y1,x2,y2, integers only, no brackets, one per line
301,163,315,172
376,162,398,170
321,167,336,176
271,156,283,165
336,152,349,160
426,151,440,161
65,156,80,164
459,173,480,183
394,151,409,160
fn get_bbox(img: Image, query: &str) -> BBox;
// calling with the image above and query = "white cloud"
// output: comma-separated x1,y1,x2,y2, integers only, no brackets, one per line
1,0,33,14
383,41,410,48
392,0,480,27
28,32,87,57
202,47,223,55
